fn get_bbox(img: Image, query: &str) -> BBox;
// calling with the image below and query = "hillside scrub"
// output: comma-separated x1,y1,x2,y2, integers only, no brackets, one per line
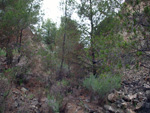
0,0,150,112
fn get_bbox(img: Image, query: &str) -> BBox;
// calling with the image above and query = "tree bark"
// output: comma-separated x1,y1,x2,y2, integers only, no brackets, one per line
59,0,68,80
18,28,23,53
90,0,97,77
6,38,13,66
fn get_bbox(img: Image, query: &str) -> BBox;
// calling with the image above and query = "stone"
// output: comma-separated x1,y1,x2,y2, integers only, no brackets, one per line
146,90,150,102
133,99,139,105
143,84,150,90
33,98,38,101
85,99,90,103
108,93,118,102
116,109,124,113
128,94,137,100
1,93,3,96
31,100,39,106
31,105,37,109
137,92,144,100
123,95,130,101
121,102,128,109
41,97,48,102
21,87,28,93
145,102,150,109
136,102,144,110
14,101,19,108
104,105,116,113
20,96,24,101
126,109,136,113
123,94,137,101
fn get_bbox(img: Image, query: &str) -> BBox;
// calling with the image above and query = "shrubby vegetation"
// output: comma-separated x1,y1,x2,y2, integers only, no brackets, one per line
83,74,121,96
0,0,150,112
0,48,6,56
47,95,61,113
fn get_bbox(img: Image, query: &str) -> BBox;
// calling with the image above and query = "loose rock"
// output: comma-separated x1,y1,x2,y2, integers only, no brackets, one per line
104,105,116,113
21,87,28,93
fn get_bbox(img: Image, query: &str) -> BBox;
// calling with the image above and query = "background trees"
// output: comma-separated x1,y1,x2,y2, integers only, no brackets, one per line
41,19,57,51
0,0,42,65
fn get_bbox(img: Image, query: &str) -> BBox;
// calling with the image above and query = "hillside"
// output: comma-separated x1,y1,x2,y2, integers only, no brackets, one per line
0,0,150,113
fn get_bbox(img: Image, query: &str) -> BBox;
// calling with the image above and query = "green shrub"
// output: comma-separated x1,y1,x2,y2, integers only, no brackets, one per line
0,48,6,56
144,6,150,16
47,95,60,113
83,74,121,96
57,79,69,87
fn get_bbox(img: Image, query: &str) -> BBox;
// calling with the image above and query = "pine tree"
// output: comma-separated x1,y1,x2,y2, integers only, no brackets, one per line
77,0,120,76
0,0,42,65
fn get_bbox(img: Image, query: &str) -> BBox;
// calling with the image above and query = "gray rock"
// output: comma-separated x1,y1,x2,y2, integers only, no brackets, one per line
104,105,116,113
146,90,150,102
31,100,39,106
126,109,136,113
143,84,150,90
136,102,144,110
145,102,150,109
21,87,28,93
123,94,137,101
121,102,128,109
108,93,117,103
116,109,124,113
137,92,144,100
14,101,19,108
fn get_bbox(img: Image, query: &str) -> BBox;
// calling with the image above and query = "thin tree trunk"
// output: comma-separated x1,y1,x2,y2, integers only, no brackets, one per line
6,38,13,66
59,0,68,80
59,33,66,80
18,28,23,53
90,0,96,77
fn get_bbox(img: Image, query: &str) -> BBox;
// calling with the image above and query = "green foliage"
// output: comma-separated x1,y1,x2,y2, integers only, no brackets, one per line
0,48,6,56
27,94,34,99
37,48,48,56
57,79,69,87
83,74,121,96
144,6,150,16
40,19,57,50
12,49,19,56
47,95,61,113
136,0,140,5
136,51,142,56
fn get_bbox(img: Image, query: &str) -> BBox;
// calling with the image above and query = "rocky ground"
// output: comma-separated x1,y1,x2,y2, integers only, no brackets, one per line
60,67,150,113
1,52,150,113
103,68,150,113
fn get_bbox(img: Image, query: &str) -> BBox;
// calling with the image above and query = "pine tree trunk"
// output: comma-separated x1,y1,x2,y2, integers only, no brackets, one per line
59,33,66,80
6,38,13,66
18,29,23,53
59,0,68,80
90,0,97,77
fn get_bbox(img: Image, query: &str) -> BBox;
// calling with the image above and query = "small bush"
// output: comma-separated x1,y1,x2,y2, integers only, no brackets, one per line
47,95,61,113
0,48,6,56
57,79,69,87
83,74,121,96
